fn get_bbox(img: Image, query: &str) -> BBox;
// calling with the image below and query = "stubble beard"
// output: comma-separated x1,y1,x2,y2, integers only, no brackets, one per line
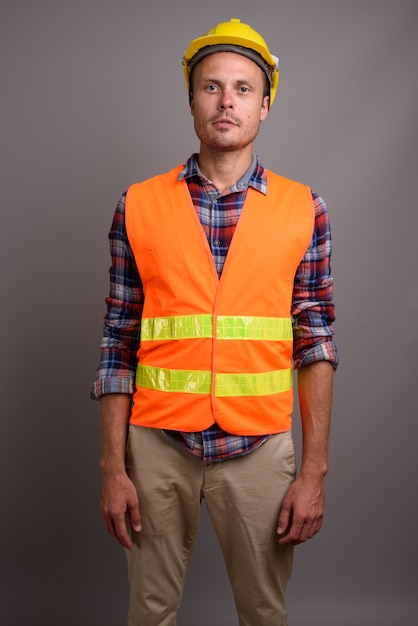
194,118,261,153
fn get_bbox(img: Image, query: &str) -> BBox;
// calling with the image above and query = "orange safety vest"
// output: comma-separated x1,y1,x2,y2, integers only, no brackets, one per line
125,165,314,435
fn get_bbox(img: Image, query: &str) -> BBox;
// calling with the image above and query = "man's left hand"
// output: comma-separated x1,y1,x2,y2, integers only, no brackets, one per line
277,474,325,545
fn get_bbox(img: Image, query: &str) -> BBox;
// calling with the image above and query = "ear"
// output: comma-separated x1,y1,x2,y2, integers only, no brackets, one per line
260,95,270,121
190,94,195,115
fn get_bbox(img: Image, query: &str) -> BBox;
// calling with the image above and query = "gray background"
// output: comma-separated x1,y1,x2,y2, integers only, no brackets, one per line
1,1,417,625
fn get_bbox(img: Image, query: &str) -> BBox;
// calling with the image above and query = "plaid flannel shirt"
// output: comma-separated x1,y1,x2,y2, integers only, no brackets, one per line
91,154,338,462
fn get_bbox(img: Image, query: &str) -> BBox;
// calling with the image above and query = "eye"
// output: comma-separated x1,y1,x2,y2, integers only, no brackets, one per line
238,85,250,93
205,84,219,92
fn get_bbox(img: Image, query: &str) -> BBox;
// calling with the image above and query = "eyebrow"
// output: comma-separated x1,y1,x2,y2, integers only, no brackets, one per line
200,76,257,87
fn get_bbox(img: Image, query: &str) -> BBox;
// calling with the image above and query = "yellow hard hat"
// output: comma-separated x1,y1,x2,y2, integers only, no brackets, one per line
182,18,279,106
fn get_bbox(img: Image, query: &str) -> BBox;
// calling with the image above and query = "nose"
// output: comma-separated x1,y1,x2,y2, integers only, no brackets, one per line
219,88,235,109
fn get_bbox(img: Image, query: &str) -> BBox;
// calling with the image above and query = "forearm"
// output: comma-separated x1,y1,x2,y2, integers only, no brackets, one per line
99,393,132,475
99,393,142,547
297,360,334,479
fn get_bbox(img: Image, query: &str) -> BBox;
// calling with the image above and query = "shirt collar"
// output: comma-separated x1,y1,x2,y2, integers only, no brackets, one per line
178,153,267,196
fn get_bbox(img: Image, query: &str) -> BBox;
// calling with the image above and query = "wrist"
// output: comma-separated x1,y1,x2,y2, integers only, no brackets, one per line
99,456,127,476
299,459,328,481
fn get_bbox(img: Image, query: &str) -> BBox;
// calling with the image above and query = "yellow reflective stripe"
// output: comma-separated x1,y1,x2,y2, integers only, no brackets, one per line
136,364,212,394
136,364,292,397
141,315,292,341
140,315,213,341
217,316,293,340
215,369,293,397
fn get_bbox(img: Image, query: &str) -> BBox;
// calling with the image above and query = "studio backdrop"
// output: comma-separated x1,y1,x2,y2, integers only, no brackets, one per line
1,1,417,625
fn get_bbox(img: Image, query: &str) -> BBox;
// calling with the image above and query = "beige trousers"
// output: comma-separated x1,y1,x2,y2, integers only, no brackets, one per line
125,426,296,626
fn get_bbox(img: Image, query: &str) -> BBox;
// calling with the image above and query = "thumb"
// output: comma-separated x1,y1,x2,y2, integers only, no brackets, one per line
128,501,142,533
277,500,291,536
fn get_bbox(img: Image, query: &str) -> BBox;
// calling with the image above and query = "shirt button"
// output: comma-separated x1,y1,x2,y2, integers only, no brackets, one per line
214,239,221,246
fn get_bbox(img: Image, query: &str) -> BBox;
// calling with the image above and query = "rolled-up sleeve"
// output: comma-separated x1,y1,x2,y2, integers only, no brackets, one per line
292,192,339,370
90,193,144,399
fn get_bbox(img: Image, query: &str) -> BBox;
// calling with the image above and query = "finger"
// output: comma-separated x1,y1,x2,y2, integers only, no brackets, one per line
278,516,306,545
112,513,133,550
128,501,142,533
279,514,323,545
101,509,117,538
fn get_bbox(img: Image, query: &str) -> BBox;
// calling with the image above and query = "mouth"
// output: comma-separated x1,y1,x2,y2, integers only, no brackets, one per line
212,116,239,128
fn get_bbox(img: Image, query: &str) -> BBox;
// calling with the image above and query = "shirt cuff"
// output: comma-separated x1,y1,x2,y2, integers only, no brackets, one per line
295,340,339,370
90,375,135,400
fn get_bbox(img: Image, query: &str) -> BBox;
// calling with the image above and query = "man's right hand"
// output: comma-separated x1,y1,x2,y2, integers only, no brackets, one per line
100,470,142,550
99,394,141,549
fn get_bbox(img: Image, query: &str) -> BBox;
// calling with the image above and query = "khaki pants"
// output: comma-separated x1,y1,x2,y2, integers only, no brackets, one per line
125,426,296,626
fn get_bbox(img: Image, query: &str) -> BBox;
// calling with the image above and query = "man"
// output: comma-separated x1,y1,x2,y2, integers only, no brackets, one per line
92,18,338,626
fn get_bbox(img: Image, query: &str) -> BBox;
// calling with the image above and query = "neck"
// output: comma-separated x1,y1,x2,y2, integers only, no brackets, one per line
197,145,253,193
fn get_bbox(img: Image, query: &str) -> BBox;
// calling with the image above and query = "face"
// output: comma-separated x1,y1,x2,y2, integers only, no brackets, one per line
190,52,270,153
